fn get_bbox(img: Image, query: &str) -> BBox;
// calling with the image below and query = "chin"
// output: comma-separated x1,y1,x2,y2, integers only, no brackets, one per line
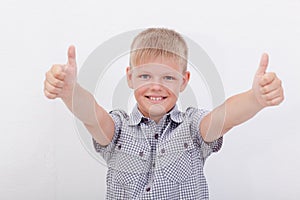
148,104,169,117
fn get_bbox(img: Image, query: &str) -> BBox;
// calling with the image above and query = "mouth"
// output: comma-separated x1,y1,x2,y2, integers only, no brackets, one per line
145,95,167,103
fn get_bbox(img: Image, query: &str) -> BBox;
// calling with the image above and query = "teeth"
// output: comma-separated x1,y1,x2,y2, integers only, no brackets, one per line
149,96,163,101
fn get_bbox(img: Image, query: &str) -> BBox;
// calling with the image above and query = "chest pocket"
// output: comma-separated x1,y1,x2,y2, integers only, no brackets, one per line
108,140,150,185
157,132,194,184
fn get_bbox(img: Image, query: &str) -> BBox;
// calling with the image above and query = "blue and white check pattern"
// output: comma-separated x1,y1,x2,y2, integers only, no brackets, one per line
93,105,223,200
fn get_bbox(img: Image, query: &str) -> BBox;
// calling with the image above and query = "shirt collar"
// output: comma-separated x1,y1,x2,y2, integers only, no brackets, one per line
169,105,183,123
128,105,144,125
128,104,183,126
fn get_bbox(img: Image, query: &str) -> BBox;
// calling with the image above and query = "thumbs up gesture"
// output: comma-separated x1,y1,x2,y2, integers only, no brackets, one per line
44,46,77,99
252,53,284,107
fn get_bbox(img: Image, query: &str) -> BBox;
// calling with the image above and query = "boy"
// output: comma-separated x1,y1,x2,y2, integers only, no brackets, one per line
44,28,284,199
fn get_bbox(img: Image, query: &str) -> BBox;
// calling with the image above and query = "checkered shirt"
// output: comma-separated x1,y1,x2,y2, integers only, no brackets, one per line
93,105,223,200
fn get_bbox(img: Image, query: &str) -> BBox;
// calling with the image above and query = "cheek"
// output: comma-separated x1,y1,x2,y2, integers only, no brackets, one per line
164,83,181,96
132,80,149,91
134,86,147,97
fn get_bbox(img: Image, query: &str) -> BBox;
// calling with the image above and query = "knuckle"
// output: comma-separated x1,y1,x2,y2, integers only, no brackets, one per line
44,90,54,99
52,65,63,76
273,100,280,106
267,72,275,79
53,79,62,87
262,76,269,83
272,99,278,105
53,71,62,79
263,74,270,81
264,93,271,101
46,82,57,93
261,86,268,94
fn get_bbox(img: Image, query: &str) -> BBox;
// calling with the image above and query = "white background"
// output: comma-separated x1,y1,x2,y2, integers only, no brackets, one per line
1,0,300,199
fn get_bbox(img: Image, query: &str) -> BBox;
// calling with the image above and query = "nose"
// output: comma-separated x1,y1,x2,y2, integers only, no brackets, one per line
149,82,163,91
146,76,163,91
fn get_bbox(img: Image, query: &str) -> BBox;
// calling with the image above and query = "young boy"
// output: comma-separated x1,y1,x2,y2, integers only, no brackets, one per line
44,28,284,199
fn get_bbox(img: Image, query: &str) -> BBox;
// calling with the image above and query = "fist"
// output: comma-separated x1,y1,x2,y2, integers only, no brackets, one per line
252,53,284,107
44,45,77,99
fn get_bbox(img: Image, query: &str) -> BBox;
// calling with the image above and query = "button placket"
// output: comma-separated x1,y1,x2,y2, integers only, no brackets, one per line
139,151,144,157
184,142,188,149
117,144,122,150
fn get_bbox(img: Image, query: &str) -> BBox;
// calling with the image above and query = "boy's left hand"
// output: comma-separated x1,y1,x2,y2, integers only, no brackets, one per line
252,53,284,107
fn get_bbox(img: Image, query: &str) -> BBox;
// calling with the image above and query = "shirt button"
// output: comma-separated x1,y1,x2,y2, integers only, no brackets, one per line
153,162,155,167
184,143,188,149
161,148,165,154
117,145,122,150
154,134,159,139
146,187,151,192
139,151,144,157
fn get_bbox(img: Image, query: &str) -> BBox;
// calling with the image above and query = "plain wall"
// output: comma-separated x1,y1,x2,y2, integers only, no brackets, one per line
1,0,299,199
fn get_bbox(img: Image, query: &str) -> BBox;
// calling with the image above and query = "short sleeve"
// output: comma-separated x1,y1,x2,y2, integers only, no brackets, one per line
187,107,223,160
92,109,128,163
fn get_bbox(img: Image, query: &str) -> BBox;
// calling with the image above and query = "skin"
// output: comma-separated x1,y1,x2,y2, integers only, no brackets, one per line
126,58,190,123
44,45,284,145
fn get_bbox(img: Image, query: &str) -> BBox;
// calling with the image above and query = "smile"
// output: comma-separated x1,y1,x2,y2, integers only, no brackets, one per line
145,96,167,102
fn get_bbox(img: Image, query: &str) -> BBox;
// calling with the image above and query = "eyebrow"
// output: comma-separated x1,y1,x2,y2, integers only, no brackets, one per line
133,69,152,74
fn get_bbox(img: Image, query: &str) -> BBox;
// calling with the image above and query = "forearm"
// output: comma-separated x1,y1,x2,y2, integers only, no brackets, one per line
222,89,264,129
61,83,114,145
201,89,264,142
62,83,99,126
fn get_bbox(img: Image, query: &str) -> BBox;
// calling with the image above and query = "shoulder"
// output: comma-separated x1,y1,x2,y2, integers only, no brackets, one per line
183,107,209,119
169,106,209,124
109,109,130,123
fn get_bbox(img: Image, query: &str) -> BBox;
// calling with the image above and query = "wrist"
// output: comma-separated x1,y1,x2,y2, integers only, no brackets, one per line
61,82,78,105
248,89,266,111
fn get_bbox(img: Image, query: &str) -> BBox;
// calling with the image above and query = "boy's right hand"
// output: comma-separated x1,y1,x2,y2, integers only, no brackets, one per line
44,45,77,100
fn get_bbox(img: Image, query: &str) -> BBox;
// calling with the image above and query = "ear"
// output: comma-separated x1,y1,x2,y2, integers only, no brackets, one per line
180,71,190,92
126,66,133,89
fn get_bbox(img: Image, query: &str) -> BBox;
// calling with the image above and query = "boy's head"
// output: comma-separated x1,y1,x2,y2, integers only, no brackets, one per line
126,28,190,121
129,28,188,71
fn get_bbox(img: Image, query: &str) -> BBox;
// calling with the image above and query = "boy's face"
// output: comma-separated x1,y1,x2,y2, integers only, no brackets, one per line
126,57,190,121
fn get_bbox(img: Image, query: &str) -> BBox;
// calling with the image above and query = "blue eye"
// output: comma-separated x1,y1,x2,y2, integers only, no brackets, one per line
139,74,150,80
164,76,175,81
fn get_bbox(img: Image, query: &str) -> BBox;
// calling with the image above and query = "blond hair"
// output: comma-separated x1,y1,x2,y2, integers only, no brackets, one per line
130,28,188,71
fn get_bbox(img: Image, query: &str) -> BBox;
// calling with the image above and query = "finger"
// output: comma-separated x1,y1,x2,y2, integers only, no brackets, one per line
266,95,284,106
44,79,62,94
44,88,58,99
260,76,282,94
259,72,276,86
256,53,269,76
46,71,65,87
50,64,66,81
261,87,282,101
67,45,76,67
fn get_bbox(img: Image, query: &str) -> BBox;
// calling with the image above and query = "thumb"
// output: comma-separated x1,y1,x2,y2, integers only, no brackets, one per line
67,45,77,67
256,53,269,76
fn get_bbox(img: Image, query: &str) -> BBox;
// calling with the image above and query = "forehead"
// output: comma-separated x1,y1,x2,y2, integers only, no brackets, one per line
132,57,184,73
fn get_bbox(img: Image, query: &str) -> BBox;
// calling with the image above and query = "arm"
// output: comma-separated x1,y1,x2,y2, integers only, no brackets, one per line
44,45,114,146
200,53,284,142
